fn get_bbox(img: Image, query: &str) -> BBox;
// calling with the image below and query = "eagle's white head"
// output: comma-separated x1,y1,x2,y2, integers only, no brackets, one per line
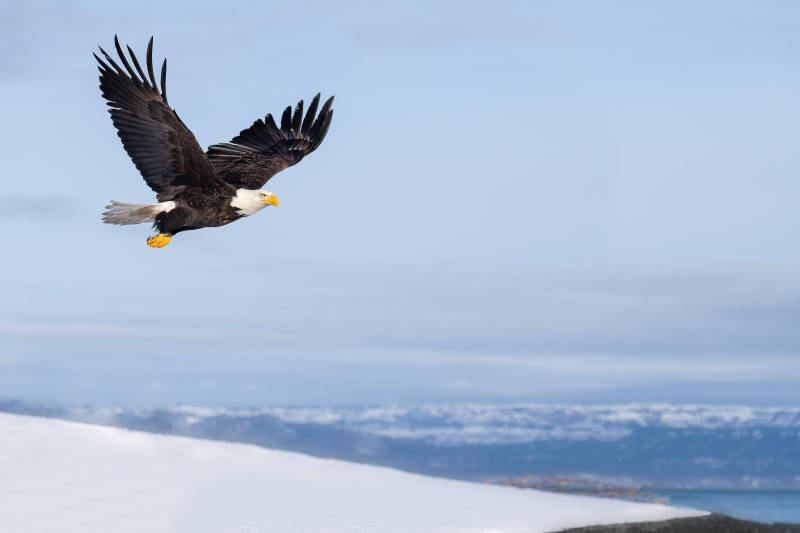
231,189,279,216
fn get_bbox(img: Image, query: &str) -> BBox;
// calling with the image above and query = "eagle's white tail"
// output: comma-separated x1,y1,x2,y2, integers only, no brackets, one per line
102,201,176,226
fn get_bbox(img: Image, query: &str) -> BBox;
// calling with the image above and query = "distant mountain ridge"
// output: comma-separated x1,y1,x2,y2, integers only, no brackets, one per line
226,404,800,445
3,400,799,489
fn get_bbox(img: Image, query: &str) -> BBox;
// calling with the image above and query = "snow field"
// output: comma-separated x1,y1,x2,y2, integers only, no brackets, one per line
0,413,706,532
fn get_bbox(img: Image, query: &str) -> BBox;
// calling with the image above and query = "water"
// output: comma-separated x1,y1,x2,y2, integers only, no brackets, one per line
657,490,800,524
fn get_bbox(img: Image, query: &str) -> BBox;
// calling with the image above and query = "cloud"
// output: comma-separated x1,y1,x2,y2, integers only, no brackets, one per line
0,321,219,342
258,262,798,364
198,261,800,358
6,261,799,358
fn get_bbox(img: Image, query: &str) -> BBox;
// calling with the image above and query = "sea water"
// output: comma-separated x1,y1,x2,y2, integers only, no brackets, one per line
656,490,800,524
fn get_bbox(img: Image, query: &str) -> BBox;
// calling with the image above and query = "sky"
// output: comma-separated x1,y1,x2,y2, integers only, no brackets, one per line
1,0,799,408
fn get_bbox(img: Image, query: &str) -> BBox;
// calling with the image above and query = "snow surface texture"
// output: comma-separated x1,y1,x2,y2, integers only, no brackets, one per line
0,413,706,533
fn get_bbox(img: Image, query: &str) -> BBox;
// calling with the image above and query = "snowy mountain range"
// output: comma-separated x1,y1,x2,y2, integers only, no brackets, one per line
3,401,799,489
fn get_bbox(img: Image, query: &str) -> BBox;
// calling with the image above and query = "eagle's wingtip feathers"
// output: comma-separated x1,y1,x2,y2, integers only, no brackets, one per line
145,37,158,89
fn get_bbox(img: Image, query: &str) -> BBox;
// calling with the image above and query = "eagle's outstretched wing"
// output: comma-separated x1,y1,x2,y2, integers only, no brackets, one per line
206,94,334,190
95,36,233,201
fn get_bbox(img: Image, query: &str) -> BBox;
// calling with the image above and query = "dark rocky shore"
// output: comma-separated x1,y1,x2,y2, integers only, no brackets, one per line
555,514,800,533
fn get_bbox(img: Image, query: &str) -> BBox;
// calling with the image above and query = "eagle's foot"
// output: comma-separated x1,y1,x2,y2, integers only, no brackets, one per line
146,233,172,248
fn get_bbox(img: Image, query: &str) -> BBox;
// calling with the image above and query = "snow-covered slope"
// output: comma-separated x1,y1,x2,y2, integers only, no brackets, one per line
0,412,705,533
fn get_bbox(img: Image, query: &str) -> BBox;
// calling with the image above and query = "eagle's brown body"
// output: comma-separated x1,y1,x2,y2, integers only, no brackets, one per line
153,193,242,235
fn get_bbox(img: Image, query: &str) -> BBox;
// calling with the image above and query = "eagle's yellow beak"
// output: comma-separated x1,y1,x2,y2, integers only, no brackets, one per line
260,194,279,207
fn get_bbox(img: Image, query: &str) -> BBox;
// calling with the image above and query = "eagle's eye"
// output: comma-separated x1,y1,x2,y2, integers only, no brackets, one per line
260,193,266,198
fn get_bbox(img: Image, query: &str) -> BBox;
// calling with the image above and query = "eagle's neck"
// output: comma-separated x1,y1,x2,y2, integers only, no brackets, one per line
230,189,268,216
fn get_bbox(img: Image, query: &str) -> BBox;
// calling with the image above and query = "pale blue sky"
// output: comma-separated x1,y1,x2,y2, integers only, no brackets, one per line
1,0,799,407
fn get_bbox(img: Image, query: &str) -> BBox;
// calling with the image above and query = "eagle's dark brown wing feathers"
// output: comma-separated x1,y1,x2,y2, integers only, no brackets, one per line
291,101,302,133
300,96,318,135
96,36,232,201
206,93,334,190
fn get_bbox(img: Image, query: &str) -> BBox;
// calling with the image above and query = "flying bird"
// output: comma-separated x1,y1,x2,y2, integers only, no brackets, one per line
95,36,334,248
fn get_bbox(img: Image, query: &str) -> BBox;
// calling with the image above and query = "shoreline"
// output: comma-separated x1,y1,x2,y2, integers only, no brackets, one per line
556,514,800,533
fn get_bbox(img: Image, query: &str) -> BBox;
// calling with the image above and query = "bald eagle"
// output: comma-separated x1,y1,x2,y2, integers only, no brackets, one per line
96,37,333,248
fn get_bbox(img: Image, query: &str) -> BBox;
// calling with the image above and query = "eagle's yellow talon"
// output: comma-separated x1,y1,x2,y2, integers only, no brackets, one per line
146,233,172,248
